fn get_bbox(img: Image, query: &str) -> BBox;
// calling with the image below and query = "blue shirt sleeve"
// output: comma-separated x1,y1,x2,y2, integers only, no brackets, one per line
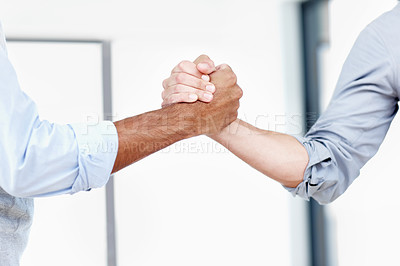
0,40,118,198
284,23,399,204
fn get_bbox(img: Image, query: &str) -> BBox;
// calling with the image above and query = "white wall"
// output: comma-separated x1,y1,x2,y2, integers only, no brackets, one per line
1,0,307,265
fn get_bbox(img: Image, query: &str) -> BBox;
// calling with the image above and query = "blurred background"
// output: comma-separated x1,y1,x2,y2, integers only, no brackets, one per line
0,0,399,265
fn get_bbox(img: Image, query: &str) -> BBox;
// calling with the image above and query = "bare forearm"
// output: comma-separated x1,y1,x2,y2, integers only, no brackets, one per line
211,119,309,187
112,105,196,173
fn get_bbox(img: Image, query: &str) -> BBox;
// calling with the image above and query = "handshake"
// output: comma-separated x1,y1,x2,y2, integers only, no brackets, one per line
112,54,244,172
160,55,243,137
114,54,306,192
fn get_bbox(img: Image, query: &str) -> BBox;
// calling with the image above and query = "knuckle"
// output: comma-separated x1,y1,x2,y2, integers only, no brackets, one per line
175,73,185,83
236,86,243,98
199,54,210,60
177,61,185,70
221,64,233,72
219,63,229,70
162,78,168,88
229,72,237,84
178,60,189,70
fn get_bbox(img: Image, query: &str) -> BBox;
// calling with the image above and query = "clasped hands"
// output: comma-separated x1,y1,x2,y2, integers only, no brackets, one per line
161,55,243,136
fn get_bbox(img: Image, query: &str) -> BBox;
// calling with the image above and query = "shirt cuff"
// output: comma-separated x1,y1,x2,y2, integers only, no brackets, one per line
69,121,118,194
282,136,332,203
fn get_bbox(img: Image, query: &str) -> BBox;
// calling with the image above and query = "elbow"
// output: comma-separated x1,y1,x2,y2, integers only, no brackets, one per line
285,177,342,205
293,138,356,205
278,141,309,189
278,158,309,188
305,154,361,205
282,178,303,189
287,159,349,205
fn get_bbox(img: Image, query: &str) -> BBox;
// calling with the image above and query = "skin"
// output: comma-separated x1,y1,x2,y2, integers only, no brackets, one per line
161,56,309,188
162,59,217,107
112,55,242,173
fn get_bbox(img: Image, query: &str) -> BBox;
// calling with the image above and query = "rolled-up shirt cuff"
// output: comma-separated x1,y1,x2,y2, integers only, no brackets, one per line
69,121,118,194
283,136,332,203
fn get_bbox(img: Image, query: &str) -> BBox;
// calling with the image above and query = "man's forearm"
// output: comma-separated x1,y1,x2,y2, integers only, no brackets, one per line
112,104,197,173
211,119,309,188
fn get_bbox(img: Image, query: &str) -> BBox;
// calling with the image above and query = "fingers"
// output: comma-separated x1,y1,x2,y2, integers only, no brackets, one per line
162,90,214,107
194,54,216,75
215,63,232,71
171,60,204,78
161,55,218,108
169,59,214,85
162,93,198,108
161,84,214,107
164,73,216,93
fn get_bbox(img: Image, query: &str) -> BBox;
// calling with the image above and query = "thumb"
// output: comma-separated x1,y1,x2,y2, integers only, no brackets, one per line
193,54,216,75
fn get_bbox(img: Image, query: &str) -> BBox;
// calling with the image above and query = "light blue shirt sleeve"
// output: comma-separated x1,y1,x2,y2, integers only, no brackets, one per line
284,6,400,204
0,33,118,198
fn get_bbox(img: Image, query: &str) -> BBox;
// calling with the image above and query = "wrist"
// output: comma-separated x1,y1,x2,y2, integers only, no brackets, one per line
165,103,201,139
208,118,240,142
